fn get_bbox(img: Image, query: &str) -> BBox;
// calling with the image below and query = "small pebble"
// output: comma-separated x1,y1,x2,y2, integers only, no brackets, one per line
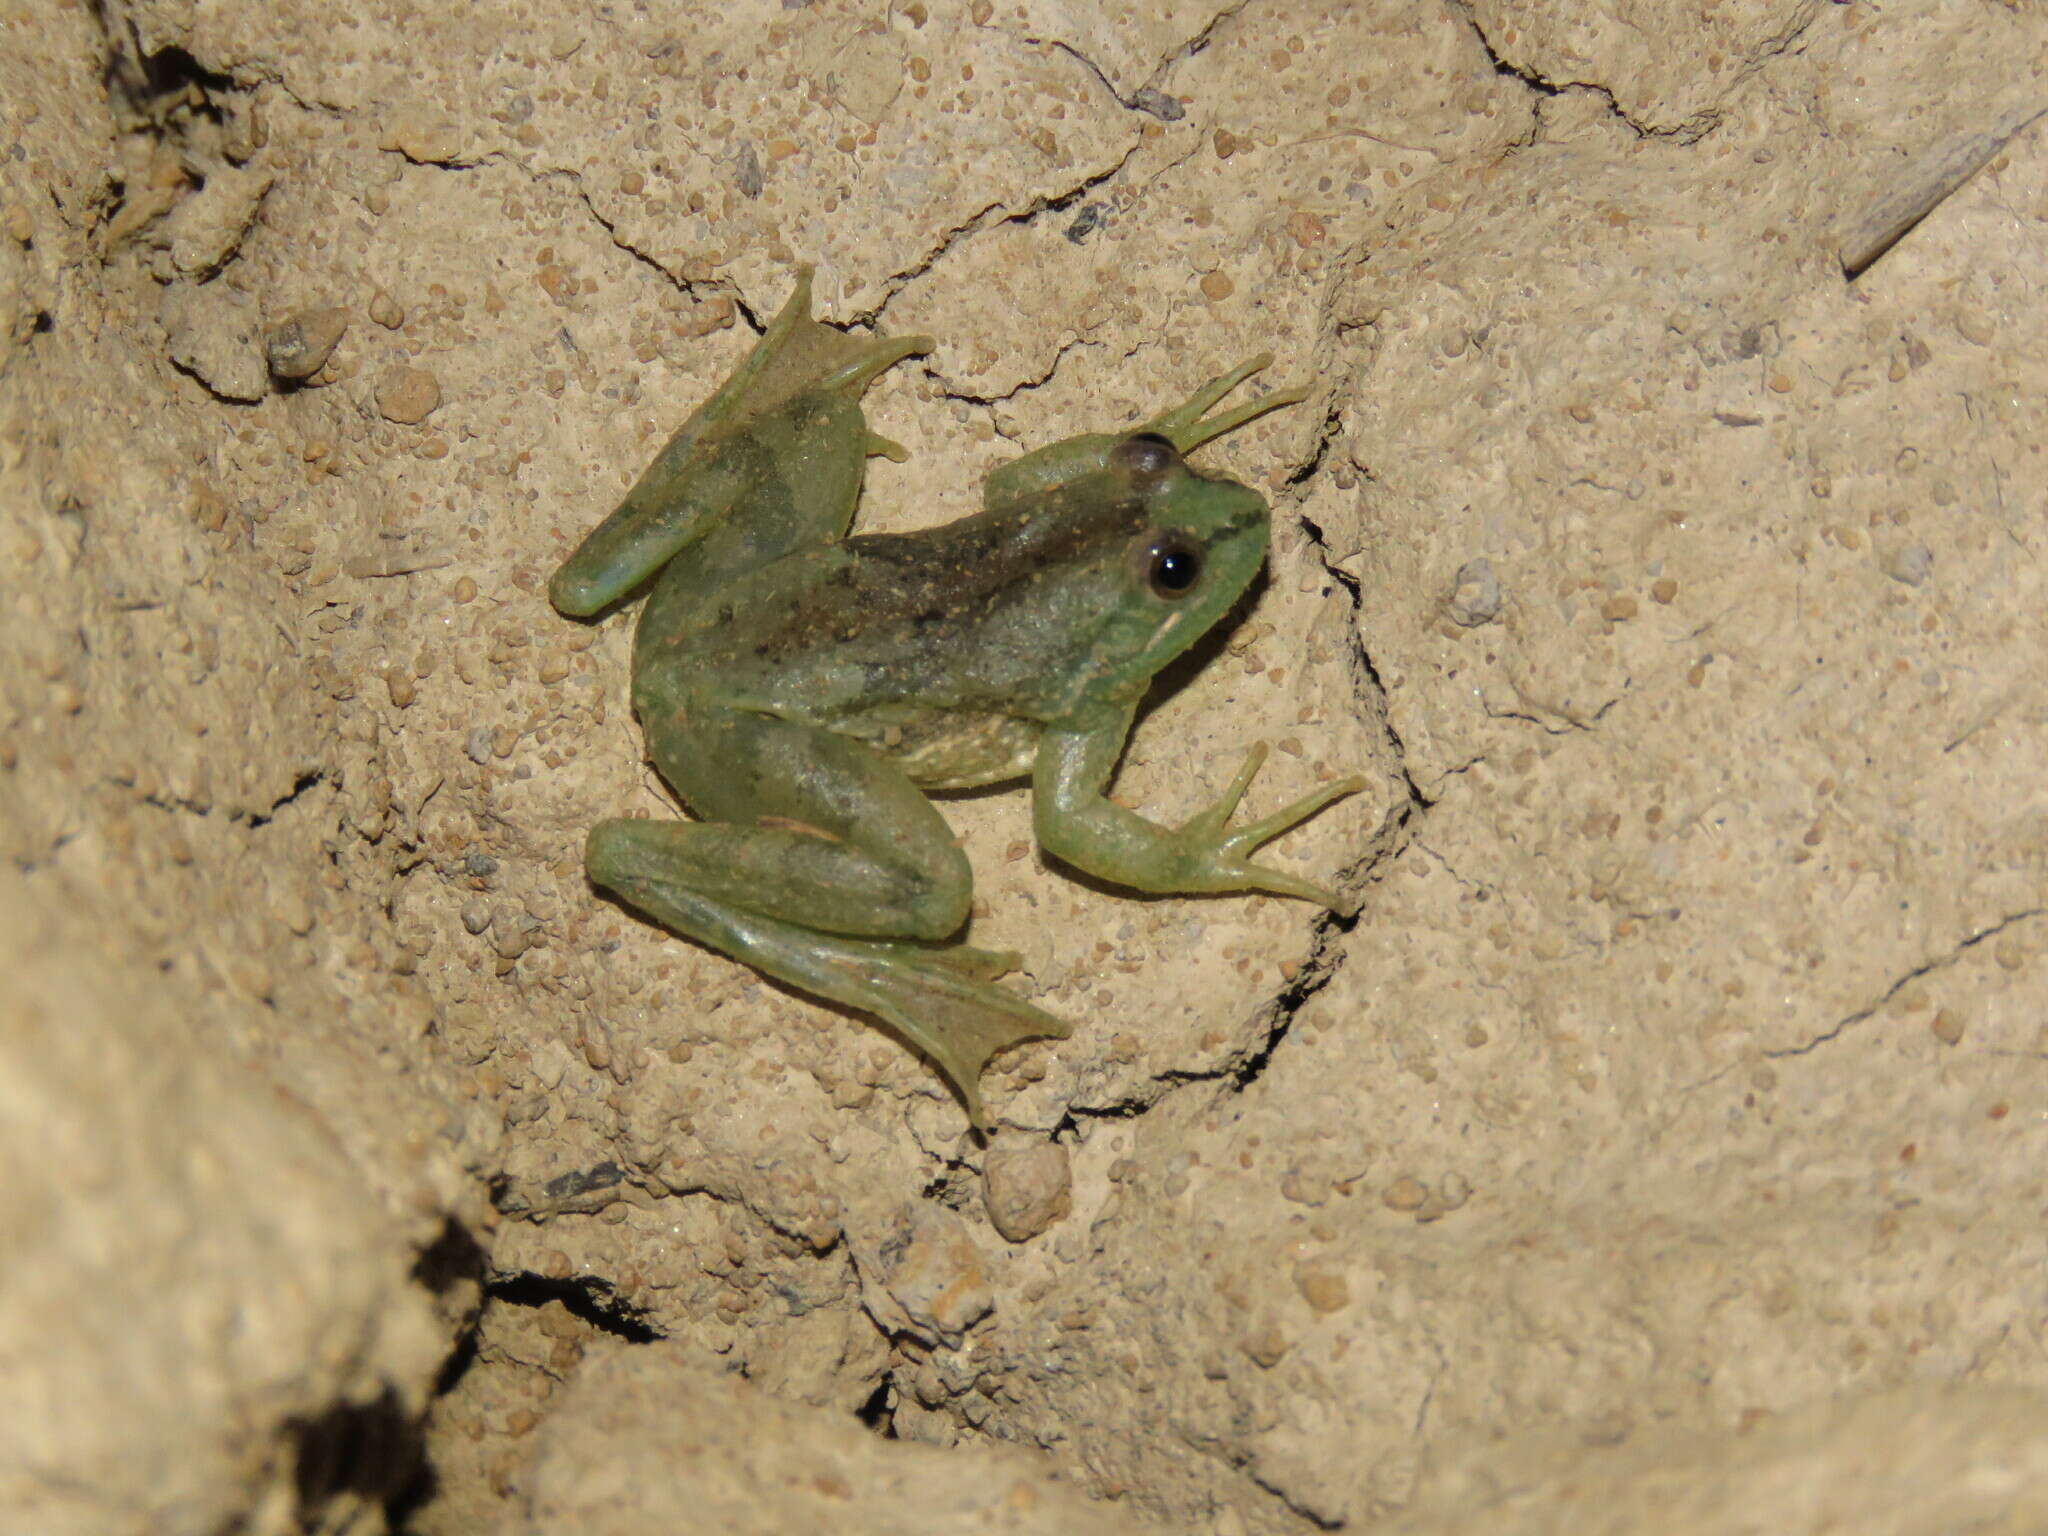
376,365,441,424
1130,87,1184,121
1294,1263,1350,1314
265,306,349,380
381,112,463,164
368,290,405,328
874,1205,993,1344
1887,545,1933,586
983,1139,1072,1242
1448,558,1503,627
1382,1176,1427,1211
1241,1320,1290,1367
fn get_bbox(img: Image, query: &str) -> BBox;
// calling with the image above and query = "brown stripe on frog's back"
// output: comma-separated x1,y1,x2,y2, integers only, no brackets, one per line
845,484,1155,621
742,483,1155,665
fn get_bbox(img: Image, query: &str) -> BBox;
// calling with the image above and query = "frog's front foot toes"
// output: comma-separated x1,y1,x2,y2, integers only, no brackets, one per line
1181,744,1367,906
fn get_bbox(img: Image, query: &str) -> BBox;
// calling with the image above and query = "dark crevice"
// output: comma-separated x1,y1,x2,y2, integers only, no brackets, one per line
553,171,762,330
292,1388,428,1534
1297,509,1432,814
1027,38,1186,121
855,1377,898,1437
1228,901,1360,1096
427,1325,481,1402
1064,1095,1152,1123
1282,408,1337,491
860,135,1148,325
104,32,238,125
927,332,1093,408
412,1216,487,1298
486,1270,663,1344
1453,1,1560,97
1450,1,1723,143
1189,486,1429,1099
240,768,324,828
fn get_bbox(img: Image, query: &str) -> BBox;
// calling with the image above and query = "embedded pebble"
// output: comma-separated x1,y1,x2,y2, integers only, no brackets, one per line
1294,1262,1351,1314
1130,87,1184,121
982,1138,1072,1242
265,306,349,380
368,290,404,328
1887,545,1933,586
161,283,267,402
376,365,441,424
1448,557,1503,626
1953,306,1995,347
380,112,464,164
869,1205,992,1345
1242,1319,1290,1367
1382,1175,1428,1211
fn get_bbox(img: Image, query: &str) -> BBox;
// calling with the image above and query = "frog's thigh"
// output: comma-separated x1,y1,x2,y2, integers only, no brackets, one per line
592,707,972,942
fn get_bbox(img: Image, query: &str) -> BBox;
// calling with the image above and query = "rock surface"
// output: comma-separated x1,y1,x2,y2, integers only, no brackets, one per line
3,0,2047,1532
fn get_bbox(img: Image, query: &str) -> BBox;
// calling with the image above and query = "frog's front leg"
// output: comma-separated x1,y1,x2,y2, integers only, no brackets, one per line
585,706,1068,1129
1033,706,1365,908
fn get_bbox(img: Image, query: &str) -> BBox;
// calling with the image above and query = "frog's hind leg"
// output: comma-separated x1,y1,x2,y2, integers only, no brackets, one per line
573,857,1065,1129
550,268,933,616
584,706,1067,1128
1144,354,1310,453
614,706,975,941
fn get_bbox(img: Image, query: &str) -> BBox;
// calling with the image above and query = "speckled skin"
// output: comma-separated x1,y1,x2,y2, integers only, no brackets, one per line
552,271,1361,1128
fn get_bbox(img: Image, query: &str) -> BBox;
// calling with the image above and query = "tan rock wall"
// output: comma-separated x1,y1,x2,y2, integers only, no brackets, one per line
3,0,2045,1531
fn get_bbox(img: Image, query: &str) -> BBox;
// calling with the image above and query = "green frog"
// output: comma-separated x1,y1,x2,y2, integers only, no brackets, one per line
551,270,1362,1129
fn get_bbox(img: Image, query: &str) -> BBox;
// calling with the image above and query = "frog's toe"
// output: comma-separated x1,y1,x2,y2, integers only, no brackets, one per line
1148,355,1311,453
1233,773,1369,848
827,945,1069,1131
865,430,912,462
817,332,936,396
1244,865,1350,910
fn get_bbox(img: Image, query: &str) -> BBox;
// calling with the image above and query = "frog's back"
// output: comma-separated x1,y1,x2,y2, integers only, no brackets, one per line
637,489,1154,787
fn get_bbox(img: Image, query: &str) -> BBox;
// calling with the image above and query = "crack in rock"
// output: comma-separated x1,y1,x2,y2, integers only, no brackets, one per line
1766,909,2047,1059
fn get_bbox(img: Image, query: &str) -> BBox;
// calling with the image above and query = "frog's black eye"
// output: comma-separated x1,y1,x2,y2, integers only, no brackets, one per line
1111,432,1179,489
1137,531,1202,600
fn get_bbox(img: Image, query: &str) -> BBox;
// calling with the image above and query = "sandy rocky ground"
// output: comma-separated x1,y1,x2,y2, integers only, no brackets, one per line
4,0,2048,1531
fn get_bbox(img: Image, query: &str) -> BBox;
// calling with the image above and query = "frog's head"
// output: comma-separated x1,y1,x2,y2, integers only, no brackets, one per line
1069,430,1274,699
